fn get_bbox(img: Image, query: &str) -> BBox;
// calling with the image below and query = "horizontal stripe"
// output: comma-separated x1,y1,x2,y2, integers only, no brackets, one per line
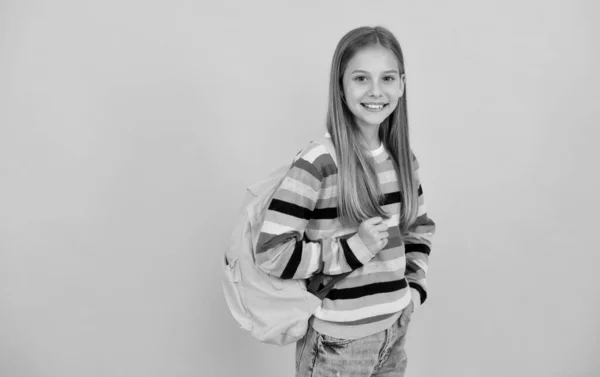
320,311,397,327
293,158,323,181
263,210,310,235
380,191,402,206
352,256,406,277
374,159,395,171
278,177,319,203
334,269,406,292
272,189,316,215
268,198,312,220
324,278,408,311
380,181,400,194
312,206,338,220
327,279,408,300
302,144,328,164
306,226,357,241
405,243,431,255
313,291,411,322
377,170,397,184
312,153,337,178
315,196,338,210
376,243,404,261
317,184,338,200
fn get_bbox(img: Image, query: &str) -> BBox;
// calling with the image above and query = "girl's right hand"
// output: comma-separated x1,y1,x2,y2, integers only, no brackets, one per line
357,217,389,254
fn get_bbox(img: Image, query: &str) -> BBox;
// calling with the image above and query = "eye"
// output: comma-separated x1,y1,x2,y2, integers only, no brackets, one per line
353,75,368,82
383,76,396,82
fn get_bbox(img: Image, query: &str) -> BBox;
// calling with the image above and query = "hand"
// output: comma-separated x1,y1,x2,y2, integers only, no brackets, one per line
408,300,415,314
399,301,414,326
358,217,389,254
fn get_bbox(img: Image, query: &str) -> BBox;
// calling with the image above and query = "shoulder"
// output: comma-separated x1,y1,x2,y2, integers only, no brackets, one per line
290,141,337,180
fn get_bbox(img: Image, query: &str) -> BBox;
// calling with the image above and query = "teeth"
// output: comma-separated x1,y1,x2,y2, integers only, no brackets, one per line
364,104,384,109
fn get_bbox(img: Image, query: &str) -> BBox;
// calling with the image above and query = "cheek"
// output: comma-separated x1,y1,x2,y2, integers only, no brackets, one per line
346,86,367,102
343,80,363,97
386,84,402,98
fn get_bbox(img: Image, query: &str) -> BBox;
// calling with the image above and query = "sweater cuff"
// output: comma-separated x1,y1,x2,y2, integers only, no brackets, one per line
345,233,376,266
408,282,427,305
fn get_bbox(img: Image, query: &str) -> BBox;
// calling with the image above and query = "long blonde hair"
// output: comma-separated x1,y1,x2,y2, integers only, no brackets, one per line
326,26,418,233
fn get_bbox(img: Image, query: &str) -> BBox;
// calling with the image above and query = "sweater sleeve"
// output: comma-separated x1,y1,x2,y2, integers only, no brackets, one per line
404,155,436,305
254,145,374,279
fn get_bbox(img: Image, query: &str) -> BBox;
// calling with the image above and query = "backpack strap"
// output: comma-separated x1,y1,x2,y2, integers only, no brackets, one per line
308,270,353,300
307,133,353,300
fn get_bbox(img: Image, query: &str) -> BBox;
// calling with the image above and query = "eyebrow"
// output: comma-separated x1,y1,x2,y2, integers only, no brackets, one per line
351,69,399,74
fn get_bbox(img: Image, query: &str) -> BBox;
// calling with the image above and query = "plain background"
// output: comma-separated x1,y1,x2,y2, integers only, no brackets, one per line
1,1,599,376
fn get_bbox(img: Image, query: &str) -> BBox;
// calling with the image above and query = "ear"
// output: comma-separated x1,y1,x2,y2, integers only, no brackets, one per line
399,74,406,97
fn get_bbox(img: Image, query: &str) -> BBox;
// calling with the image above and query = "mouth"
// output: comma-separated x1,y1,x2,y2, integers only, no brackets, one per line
361,103,388,111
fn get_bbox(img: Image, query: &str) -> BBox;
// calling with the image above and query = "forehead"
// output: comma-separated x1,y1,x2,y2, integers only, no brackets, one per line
345,45,399,73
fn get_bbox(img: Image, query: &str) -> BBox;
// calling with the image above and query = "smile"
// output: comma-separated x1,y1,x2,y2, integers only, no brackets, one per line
361,103,388,111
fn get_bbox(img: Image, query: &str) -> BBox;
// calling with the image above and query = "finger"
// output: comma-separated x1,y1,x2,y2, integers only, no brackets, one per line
365,217,383,225
379,231,389,240
371,228,388,238
374,223,389,232
379,238,389,249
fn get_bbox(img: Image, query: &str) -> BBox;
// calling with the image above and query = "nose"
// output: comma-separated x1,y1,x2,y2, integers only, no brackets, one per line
368,81,382,97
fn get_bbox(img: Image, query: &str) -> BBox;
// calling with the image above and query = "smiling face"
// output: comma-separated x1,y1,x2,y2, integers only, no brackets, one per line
342,45,405,130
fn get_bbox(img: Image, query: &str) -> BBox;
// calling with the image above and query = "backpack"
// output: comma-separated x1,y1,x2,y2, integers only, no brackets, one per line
221,136,351,346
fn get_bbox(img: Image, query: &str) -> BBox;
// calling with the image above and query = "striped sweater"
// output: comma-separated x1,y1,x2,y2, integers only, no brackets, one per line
255,139,435,340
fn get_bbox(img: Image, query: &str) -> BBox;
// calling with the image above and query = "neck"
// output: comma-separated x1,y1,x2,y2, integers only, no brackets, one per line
357,124,381,150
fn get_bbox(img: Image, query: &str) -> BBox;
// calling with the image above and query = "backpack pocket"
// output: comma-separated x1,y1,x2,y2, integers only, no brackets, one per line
222,255,252,331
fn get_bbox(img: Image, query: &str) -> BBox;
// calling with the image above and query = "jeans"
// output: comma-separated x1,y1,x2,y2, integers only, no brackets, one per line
295,304,413,377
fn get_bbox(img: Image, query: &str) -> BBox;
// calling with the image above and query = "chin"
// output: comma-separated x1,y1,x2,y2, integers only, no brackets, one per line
359,114,391,127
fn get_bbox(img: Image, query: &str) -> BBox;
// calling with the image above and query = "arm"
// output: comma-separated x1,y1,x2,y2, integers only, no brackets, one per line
254,147,374,279
404,156,436,309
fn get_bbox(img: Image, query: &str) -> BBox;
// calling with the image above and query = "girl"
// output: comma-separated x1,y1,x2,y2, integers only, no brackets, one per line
255,26,436,377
